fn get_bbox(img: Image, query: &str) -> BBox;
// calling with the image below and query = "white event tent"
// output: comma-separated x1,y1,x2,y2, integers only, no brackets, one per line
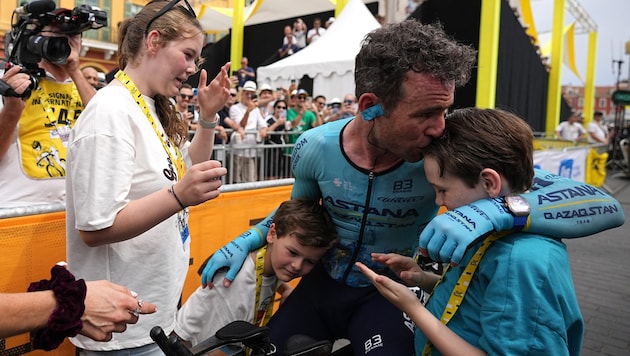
255,0,381,100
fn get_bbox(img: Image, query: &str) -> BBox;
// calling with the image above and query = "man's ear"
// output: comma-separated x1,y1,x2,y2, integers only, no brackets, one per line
361,104,385,121
357,93,384,121
479,168,502,198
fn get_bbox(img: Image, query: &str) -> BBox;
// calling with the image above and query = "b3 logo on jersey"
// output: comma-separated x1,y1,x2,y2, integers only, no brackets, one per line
393,179,413,193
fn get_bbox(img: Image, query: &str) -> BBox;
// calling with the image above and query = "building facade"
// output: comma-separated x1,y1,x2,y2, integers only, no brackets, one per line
562,84,618,119
0,0,230,79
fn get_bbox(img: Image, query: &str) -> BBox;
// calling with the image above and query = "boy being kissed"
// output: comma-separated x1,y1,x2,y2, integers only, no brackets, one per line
358,108,584,355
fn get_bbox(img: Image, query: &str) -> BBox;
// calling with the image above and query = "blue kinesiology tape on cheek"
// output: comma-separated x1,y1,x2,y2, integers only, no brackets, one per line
361,103,385,121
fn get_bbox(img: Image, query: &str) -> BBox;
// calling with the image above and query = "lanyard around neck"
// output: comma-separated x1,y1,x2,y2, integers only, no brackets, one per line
253,246,275,327
422,230,511,356
115,70,186,181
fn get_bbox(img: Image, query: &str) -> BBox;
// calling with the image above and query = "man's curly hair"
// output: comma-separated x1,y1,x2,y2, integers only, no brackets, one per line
354,19,476,112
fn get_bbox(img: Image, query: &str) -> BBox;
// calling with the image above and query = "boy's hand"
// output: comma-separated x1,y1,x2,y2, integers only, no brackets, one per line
371,253,424,287
355,262,421,313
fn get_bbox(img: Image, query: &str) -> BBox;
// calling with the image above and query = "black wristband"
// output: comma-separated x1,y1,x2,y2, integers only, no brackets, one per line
168,184,186,210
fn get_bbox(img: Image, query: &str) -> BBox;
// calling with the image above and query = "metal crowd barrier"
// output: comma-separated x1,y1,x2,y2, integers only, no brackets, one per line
193,130,297,185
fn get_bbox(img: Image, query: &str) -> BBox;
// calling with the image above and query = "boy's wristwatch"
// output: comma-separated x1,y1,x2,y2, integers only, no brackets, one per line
503,195,530,230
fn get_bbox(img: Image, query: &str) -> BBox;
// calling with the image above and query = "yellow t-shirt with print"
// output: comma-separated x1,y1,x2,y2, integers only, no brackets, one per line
18,79,82,179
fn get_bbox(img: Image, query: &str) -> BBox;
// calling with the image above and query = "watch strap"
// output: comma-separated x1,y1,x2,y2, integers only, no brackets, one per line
513,215,528,231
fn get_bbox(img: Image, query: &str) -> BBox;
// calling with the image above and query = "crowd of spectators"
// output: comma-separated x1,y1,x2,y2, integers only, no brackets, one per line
183,74,358,183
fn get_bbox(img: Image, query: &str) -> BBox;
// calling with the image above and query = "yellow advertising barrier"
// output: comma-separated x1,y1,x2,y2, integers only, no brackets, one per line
585,149,609,188
0,184,292,355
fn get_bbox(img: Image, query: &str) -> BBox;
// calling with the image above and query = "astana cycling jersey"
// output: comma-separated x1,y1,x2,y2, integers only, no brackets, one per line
291,118,439,287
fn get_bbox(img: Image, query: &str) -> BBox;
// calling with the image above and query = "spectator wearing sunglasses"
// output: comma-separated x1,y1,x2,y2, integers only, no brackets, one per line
176,83,199,134
65,0,230,353
338,94,358,120
263,99,290,179
216,87,243,145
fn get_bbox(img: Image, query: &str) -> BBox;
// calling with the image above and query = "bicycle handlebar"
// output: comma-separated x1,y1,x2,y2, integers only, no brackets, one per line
150,320,333,356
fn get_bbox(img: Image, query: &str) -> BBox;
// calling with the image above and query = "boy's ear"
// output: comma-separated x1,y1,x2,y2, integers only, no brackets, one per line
479,168,502,198
266,223,277,244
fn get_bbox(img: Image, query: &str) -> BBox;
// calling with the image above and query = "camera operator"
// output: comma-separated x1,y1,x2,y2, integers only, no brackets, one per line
0,14,97,208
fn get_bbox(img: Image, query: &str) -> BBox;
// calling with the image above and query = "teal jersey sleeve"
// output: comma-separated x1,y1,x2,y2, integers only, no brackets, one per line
523,169,625,237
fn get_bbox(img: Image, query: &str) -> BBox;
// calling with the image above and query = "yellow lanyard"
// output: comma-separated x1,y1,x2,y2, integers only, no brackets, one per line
253,246,275,327
115,70,186,181
422,231,511,356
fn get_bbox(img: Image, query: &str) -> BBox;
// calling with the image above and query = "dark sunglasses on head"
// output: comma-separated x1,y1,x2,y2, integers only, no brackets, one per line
145,0,197,35
180,94,194,100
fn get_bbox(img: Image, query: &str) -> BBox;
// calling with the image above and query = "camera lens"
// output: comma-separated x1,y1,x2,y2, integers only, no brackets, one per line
27,35,71,64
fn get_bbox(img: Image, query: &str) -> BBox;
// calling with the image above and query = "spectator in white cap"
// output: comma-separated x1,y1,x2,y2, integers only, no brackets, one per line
288,89,300,110
258,83,275,116
229,81,268,182
324,97,342,122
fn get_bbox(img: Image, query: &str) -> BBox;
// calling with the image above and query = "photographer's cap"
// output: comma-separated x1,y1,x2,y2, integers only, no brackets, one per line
329,97,341,106
242,81,257,92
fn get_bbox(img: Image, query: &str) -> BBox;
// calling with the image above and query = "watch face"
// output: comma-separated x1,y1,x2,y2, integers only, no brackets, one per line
506,195,530,216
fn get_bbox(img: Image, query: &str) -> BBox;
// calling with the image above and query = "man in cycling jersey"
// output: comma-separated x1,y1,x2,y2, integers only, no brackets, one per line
200,20,625,355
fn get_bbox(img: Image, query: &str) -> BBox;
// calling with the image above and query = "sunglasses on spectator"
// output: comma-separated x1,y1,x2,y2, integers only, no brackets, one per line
276,106,287,109
230,93,238,97
298,96,307,100
316,101,326,106
145,0,196,35
344,100,354,104
180,94,194,100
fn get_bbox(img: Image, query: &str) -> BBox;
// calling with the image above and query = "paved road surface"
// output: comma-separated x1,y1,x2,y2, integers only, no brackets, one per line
568,170,630,355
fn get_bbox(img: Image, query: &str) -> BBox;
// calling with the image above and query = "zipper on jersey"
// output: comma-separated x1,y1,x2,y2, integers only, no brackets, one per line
341,170,375,283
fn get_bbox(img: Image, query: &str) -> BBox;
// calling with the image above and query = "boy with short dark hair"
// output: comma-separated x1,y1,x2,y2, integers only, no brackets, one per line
175,199,337,347
358,108,584,355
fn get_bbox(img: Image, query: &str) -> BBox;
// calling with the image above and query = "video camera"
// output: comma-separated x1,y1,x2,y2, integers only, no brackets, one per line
2,0,107,98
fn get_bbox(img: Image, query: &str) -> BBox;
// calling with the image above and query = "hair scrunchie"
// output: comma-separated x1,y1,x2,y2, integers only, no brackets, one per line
27,263,87,350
